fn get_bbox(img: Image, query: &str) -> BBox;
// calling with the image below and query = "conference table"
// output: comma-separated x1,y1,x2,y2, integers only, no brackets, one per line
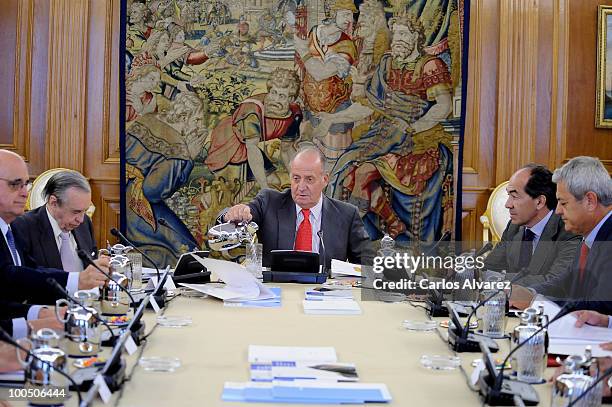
85,283,555,407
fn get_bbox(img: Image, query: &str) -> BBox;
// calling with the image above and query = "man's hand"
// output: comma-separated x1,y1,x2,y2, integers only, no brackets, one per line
509,284,535,310
573,310,610,328
0,342,21,372
78,256,110,290
29,317,64,333
224,204,252,223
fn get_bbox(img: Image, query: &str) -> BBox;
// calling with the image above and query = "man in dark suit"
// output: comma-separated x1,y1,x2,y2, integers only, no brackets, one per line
484,164,581,285
12,170,97,271
223,147,373,267
0,149,107,338
511,156,612,313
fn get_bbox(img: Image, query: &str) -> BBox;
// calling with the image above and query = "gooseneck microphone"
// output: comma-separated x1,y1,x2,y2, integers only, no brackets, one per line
46,278,118,345
478,302,577,405
495,302,576,389
474,242,494,258
110,228,161,285
567,365,612,407
0,327,83,404
462,267,530,340
77,249,137,307
317,230,328,276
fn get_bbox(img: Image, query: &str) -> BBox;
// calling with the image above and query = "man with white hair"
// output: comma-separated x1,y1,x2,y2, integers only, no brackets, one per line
511,156,612,313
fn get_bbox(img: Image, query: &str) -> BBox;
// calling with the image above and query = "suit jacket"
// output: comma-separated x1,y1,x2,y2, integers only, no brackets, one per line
0,220,71,305
11,205,97,270
531,213,612,315
0,263,69,305
240,189,373,267
484,213,581,286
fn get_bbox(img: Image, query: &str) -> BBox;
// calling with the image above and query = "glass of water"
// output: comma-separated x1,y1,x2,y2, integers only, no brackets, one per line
514,326,546,383
245,243,263,279
481,289,507,338
126,251,143,291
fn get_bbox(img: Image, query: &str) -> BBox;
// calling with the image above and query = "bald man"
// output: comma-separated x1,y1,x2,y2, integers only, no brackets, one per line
223,147,373,267
0,149,108,338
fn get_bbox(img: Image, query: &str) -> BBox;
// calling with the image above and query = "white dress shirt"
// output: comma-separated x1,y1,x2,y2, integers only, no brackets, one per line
525,210,553,253
0,217,21,266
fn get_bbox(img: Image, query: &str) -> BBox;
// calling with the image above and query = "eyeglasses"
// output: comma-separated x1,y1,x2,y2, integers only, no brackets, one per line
0,178,32,192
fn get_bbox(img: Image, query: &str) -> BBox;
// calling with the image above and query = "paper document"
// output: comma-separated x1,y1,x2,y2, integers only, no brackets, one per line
180,256,276,301
222,381,392,403
303,299,362,315
248,345,337,364
251,361,358,382
532,297,612,355
331,259,362,277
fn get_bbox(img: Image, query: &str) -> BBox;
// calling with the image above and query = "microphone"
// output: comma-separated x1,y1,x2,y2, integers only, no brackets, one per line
478,302,577,405
77,249,137,308
475,242,494,258
0,327,83,404
158,218,180,235
317,230,329,276
421,231,453,317
462,267,530,340
46,278,118,346
566,364,612,407
110,228,161,283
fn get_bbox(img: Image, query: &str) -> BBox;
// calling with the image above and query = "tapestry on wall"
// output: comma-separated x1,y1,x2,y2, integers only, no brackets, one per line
121,0,468,267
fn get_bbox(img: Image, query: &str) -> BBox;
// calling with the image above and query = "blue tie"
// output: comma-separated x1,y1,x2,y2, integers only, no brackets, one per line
5,227,20,266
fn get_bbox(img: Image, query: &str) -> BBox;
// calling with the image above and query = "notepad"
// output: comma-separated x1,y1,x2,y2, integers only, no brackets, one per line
303,299,362,315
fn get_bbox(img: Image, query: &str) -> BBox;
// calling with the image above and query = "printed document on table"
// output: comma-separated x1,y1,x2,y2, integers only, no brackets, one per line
248,345,337,364
331,259,362,277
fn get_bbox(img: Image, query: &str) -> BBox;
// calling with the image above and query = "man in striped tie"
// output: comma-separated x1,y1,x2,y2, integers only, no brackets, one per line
223,147,372,267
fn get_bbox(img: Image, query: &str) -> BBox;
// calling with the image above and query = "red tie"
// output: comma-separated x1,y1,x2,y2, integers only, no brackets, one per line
578,241,589,284
295,209,312,251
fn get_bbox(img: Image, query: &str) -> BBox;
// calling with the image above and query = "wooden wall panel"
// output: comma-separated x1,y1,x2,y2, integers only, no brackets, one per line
566,0,612,171
0,0,19,147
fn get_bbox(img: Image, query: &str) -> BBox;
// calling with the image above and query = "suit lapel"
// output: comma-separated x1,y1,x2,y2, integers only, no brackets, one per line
529,215,558,274
277,192,296,250
508,226,523,271
36,207,63,269
582,215,612,293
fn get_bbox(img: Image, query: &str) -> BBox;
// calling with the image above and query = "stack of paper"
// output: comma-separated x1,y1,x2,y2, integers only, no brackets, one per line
222,346,391,404
303,286,361,315
304,287,354,300
303,299,362,315
179,257,278,306
224,287,282,308
532,297,612,357
222,381,392,404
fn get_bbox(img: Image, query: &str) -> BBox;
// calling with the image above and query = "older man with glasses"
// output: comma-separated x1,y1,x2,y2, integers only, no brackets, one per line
0,149,109,339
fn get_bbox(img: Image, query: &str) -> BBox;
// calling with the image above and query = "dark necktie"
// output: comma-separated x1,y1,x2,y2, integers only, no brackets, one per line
578,241,589,284
518,228,536,270
5,227,20,266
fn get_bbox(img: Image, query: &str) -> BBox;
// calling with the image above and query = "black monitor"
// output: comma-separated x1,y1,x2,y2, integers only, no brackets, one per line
173,251,211,283
270,250,320,273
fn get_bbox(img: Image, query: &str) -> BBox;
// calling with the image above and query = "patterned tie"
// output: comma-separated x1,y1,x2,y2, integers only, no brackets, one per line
5,227,20,266
518,228,536,270
294,209,312,251
59,232,79,273
578,241,589,284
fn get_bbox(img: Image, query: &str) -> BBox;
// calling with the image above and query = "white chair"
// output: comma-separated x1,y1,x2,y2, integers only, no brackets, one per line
26,168,95,218
479,181,510,242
